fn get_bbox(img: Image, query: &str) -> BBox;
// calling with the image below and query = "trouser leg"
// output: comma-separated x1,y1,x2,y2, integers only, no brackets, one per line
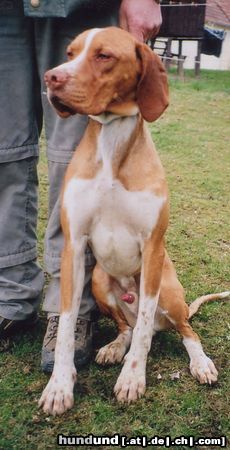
0,14,44,320
0,158,44,320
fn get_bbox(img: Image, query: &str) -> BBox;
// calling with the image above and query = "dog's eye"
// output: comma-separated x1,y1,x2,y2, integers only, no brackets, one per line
96,53,112,61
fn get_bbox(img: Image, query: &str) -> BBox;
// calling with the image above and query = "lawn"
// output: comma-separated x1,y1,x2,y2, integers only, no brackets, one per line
0,70,229,450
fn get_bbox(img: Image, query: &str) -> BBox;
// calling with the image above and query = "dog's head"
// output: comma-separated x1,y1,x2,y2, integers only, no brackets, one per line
44,27,168,122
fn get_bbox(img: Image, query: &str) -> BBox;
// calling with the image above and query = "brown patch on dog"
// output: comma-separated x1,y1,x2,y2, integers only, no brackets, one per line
131,360,138,369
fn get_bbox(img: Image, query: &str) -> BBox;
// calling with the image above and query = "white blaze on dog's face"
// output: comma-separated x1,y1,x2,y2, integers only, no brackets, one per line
44,27,169,122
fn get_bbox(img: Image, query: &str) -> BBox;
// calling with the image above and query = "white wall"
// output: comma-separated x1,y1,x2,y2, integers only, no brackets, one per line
169,29,230,70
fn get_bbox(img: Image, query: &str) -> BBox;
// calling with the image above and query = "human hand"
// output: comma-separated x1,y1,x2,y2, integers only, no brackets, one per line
119,0,162,42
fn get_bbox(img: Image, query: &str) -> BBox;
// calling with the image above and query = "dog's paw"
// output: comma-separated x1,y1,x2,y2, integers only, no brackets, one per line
96,341,127,365
114,363,146,403
190,355,218,385
38,370,76,415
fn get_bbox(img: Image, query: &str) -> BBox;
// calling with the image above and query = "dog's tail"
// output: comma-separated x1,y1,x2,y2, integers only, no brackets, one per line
188,291,230,319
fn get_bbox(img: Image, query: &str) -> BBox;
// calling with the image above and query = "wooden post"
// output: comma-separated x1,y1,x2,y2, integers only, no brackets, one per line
165,38,172,71
177,40,184,78
195,40,202,77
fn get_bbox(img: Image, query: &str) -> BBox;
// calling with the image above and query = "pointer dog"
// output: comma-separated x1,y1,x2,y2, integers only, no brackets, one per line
39,27,229,415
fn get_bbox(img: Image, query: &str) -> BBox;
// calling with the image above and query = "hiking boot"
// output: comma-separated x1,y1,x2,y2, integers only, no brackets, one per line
0,312,38,338
41,316,94,373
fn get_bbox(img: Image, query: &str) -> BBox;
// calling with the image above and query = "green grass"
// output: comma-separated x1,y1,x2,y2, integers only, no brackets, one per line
0,70,229,449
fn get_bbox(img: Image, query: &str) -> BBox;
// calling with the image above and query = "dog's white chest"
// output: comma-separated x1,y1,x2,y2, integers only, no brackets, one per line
63,116,166,277
64,173,165,277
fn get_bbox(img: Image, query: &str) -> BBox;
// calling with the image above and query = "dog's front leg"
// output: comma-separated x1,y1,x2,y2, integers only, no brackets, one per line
39,236,87,415
114,239,165,403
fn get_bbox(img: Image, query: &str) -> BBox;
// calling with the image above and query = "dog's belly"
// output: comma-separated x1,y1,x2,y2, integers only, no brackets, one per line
63,175,166,277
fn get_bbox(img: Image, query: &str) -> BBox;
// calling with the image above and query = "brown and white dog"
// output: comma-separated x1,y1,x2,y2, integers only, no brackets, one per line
39,27,229,415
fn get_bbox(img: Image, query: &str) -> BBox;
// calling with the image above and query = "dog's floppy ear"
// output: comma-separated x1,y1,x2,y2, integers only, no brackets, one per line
136,42,169,122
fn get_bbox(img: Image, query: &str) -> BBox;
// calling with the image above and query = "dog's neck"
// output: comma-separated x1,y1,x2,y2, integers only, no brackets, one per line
89,112,140,179
89,106,139,125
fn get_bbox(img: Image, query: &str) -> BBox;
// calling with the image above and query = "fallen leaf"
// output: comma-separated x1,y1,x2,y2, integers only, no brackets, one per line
170,371,180,381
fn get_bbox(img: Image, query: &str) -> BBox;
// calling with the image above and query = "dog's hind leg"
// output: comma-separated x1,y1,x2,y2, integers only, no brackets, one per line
178,322,218,385
159,252,218,385
96,326,133,365
92,264,132,365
